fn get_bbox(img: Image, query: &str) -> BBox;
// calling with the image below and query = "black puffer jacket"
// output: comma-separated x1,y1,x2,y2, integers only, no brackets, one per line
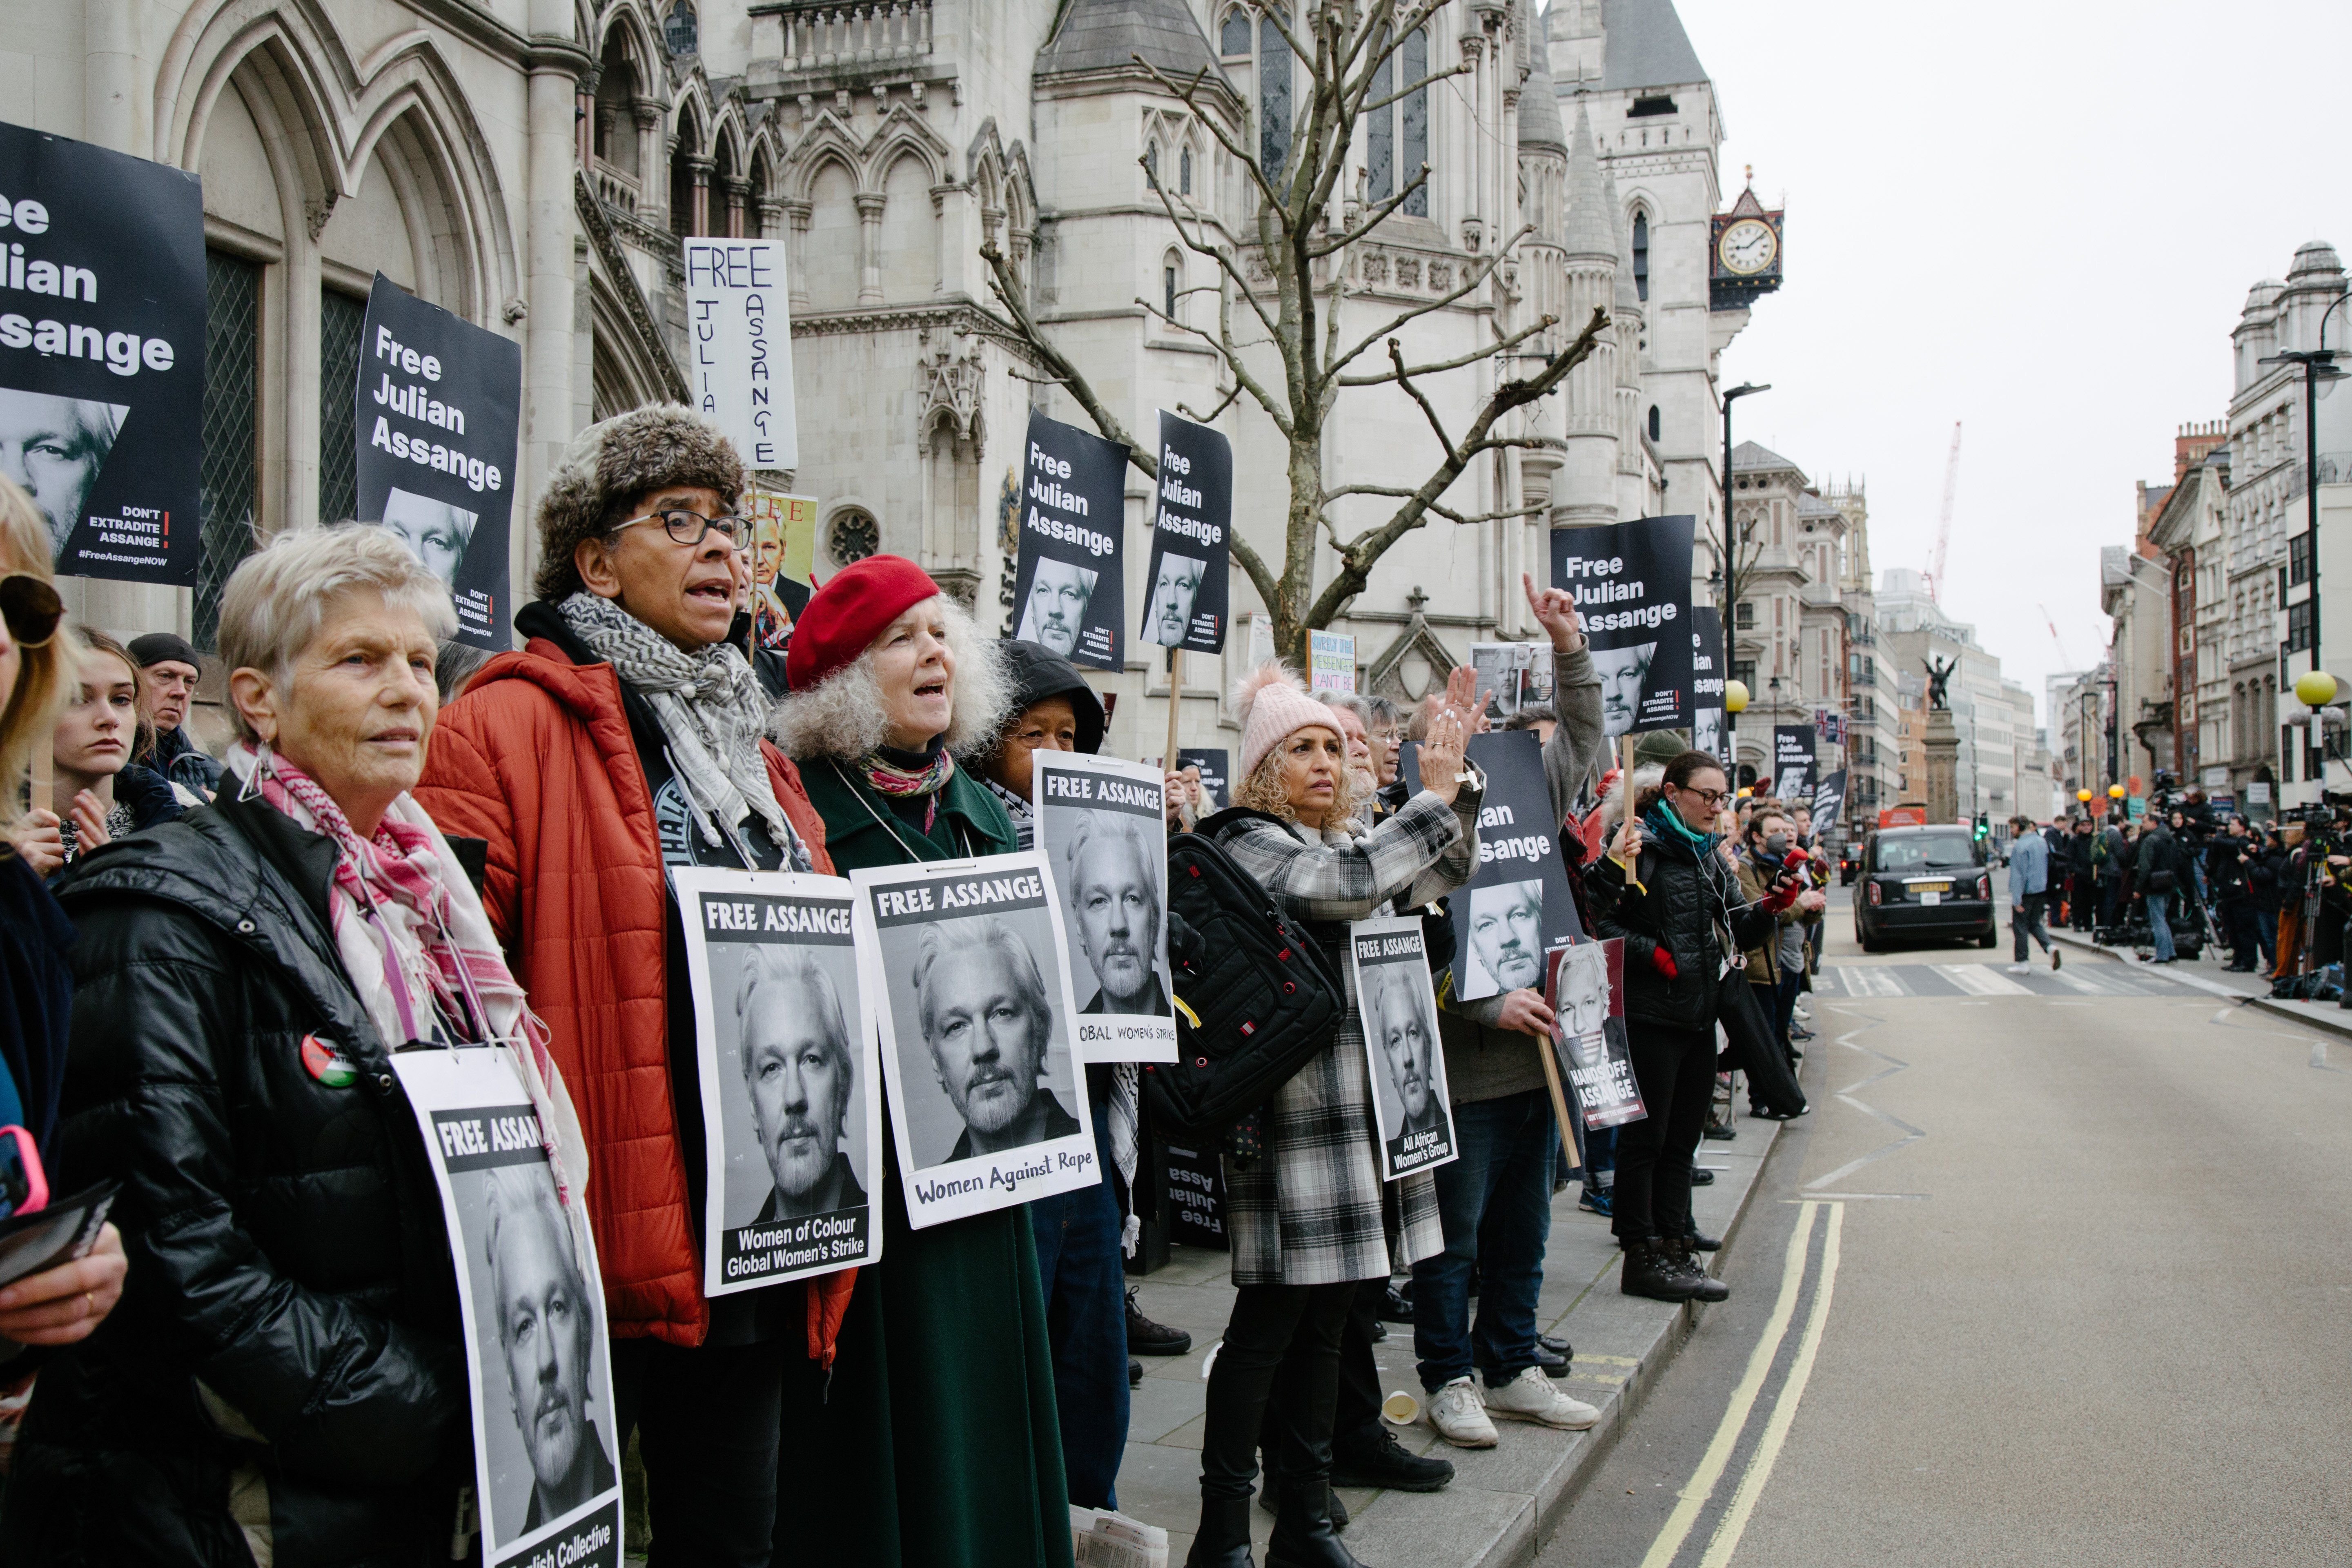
1588,822,1780,1033
0,791,469,1568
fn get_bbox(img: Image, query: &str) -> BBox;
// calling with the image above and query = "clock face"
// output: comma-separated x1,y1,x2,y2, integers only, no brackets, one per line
1719,217,1777,277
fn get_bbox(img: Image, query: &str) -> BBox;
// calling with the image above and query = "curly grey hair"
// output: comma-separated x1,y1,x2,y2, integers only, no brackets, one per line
767,592,1011,761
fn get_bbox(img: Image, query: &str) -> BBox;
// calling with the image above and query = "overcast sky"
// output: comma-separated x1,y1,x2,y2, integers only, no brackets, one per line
1664,0,2352,729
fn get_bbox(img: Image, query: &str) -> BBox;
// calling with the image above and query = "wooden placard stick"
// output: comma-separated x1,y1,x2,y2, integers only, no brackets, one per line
1163,645,1182,787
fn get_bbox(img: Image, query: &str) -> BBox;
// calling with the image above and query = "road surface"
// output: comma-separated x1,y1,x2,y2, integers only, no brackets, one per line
1541,882,2352,1567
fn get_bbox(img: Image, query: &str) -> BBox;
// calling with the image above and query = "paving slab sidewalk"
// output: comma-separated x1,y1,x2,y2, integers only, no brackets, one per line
2047,926,2352,1039
1120,1106,1790,1568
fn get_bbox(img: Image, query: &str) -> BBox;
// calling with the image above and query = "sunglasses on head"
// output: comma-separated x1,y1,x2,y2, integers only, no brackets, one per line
0,572,62,650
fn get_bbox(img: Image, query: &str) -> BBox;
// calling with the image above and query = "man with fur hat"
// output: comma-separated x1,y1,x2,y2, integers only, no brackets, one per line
416,405,851,1565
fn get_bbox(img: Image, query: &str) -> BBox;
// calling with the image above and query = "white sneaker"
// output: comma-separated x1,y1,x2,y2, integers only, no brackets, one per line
2005,962,2030,974
1426,1376,1497,1448
1482,1365,1601,1430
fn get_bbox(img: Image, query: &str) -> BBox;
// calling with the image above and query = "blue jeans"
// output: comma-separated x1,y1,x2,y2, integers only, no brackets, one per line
1411,1089,1555,1392
2147,890,2176,962
1030,1097,1129,1509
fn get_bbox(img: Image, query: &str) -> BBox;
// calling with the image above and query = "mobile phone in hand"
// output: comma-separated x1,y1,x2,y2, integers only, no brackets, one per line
0,1127,48,1222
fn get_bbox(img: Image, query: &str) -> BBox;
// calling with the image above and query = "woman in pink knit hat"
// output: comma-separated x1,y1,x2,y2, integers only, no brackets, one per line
1184,662,1479,1568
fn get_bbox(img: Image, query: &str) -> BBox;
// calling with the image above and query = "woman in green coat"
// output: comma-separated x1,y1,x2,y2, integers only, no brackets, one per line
769,555,1073,1568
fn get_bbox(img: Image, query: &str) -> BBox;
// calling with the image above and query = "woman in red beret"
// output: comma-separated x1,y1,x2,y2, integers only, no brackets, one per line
769,559,1076,1567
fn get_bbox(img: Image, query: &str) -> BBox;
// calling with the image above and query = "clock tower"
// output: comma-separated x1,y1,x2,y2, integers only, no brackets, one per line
1710,177,1785,311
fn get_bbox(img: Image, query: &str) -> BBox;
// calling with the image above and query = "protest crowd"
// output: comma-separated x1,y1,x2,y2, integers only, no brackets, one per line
0,392,1863,1568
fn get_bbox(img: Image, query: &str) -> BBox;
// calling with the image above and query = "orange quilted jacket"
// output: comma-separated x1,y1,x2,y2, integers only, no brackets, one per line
415,638,857,1358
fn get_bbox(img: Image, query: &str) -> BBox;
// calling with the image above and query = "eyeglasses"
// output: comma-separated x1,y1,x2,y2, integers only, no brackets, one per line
0,571,62,650
1674,785,1733,809
615,509,751,550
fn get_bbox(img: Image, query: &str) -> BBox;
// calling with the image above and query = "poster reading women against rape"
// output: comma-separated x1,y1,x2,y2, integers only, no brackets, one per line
1546,941,1645,1130
353,274,520,649
1139,409,1231,653
1550,515,1696,736
1031,752,1176,1062
673,869,880,1298
852,852,1101,1227
392,1047,622,1568
0,121,205,585
1350,916,1459,1181
1012,410,1127,672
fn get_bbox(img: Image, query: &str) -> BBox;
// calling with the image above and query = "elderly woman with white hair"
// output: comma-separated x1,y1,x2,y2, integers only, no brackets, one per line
1183,662,1482,1568
0,525,585,1564
769,557,1077,1568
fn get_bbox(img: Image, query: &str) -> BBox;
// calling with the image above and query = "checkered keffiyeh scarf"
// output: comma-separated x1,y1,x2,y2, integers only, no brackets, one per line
229,743,591,1228
559,590,804,862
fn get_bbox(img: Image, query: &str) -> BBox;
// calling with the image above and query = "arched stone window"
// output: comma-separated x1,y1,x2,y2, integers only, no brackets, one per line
1365,28,1430,212
1632,209,1650,301
1258,14,1292,180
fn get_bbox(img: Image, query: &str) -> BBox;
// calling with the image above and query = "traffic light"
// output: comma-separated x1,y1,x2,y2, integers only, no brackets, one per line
1972,812,1989,843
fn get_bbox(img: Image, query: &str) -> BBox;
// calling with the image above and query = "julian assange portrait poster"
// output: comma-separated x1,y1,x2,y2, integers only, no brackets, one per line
1550,515,1696,737
673,869,881,1298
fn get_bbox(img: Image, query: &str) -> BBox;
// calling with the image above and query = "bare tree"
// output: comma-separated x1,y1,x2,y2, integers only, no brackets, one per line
982,0,1606,663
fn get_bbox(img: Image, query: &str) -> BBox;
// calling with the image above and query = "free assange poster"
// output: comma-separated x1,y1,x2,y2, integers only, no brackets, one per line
1011,410,1127,673
0,121,205,586
352,274,521,649
1139,409,1232,654
1550,515,1696,738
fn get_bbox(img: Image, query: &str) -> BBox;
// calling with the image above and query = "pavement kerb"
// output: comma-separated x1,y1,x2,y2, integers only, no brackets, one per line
1331,1105,1793,1568
2047,927,2352,1040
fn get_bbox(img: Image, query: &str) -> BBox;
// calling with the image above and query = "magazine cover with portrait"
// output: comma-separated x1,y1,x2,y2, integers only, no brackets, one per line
1545,940,1645,1129
1031,751,1176,1062
392,1047,622,1568
853,851,1102,1227
673,869,882,1297
1349,916,1459,1181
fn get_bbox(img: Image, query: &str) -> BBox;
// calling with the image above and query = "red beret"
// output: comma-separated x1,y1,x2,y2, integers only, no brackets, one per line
785,554,942,691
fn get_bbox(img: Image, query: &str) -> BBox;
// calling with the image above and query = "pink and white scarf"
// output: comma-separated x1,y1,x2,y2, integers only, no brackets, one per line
229,742,591,1232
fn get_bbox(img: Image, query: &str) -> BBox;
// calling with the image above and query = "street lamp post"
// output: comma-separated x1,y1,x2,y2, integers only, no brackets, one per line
1718,381,1771,619
2260,291,2350,674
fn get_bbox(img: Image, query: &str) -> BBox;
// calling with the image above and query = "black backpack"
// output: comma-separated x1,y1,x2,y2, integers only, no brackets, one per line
1143,811,1347,1145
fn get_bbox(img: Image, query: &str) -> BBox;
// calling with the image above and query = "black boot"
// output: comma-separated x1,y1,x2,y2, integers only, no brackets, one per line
1267,1478,1364,1568
1663,1237,1729,1302
1619,1238,1700,1301
1264,1312,1364,1568
1187,1497,1257,1568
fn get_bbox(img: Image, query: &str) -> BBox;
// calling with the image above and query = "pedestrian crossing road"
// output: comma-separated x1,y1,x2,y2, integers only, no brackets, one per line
1814,959,2194,1000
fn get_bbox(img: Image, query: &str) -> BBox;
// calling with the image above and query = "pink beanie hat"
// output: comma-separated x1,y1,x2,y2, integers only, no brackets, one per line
1236,662,1339,780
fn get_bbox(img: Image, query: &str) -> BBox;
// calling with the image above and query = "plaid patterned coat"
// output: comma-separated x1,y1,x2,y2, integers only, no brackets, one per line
1209,784,1483,1286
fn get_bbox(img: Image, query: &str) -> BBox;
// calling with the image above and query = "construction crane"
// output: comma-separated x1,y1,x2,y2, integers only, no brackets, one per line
1925,421,1961,603
2038,602,2079,669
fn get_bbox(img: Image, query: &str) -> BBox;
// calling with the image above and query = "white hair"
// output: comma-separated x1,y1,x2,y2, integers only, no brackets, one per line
768,593,1010,761
216,525,459,744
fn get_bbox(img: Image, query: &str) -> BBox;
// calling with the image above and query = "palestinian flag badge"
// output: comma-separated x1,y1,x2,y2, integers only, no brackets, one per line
301,1033,358,1088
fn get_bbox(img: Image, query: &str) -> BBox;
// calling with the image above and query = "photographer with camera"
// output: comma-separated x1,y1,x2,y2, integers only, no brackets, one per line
2208,816,2260,972
2134,811,2186,964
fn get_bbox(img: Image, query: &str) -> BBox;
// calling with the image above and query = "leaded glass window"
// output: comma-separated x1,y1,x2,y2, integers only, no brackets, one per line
1399,29,1428,216
196,249,259,651
1368,42,1393,202
318,288,366,523
1259,16,1291,183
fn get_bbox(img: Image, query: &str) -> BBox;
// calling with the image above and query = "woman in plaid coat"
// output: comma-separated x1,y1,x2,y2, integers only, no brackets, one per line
1188,664,1482,1568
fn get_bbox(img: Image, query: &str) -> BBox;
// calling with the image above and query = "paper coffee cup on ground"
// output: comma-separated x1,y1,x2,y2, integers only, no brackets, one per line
1381,1390,1421,1425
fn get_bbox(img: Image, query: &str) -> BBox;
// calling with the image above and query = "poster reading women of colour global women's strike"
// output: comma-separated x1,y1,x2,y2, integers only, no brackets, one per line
672,869,882,1298
853,851,1102,1227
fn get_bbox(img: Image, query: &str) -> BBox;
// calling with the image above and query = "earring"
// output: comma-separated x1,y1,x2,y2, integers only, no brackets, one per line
237,737,273,802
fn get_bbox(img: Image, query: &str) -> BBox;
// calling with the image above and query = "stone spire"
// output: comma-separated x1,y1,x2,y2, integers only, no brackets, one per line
1563,98,1615,261
1517,0,1566,154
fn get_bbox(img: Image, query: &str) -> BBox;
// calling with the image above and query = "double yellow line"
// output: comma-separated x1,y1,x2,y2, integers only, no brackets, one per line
1637,1200,1846,1568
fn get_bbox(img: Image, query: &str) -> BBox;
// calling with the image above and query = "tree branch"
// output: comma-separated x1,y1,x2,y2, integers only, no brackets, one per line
981,241,1156,481
1388,337,1456,466
1325,223,1536,384
1337,313,1558,388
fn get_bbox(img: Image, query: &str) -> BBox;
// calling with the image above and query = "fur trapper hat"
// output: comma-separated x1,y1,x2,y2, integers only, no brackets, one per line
532,405,747,602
